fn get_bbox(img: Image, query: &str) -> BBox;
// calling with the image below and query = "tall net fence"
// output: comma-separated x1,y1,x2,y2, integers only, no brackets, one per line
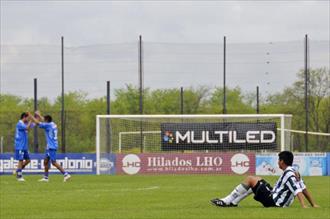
1,40,329,153
289,131,330,152
1,40,329,99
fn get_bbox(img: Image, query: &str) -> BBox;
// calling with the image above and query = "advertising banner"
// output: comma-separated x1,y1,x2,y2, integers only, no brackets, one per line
256,153,327,176
327,153,330,176
99,153,117,175
116,152,255,175
0,153,116,175
161,122,277,151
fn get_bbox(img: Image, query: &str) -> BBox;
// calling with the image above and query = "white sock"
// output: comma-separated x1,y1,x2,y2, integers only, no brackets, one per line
231,188,253,205
221,184,250,204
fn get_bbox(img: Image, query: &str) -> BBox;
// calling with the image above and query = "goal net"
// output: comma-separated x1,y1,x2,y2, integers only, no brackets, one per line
96,114,292,174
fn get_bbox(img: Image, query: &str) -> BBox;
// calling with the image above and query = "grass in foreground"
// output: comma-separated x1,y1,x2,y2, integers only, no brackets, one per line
0,175,329,219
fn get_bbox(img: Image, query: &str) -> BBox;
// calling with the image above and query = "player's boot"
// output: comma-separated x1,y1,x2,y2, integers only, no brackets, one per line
63,174,71,182
17,178,25,182
210,198,237,207
38,178,49,182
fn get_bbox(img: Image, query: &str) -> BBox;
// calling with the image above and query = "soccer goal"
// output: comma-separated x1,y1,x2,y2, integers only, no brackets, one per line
96,114,292,174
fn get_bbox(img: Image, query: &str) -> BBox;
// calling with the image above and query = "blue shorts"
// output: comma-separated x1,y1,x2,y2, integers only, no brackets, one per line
15,150,30,161
45,149,57,161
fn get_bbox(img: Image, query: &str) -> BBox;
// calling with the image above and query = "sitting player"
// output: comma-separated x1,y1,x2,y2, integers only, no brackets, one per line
211,151,319,208
30,111,71,182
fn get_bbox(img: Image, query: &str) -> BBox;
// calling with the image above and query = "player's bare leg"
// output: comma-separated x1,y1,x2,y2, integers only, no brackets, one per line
44,158,50,175
51,161,65,173
243,176,262,188
22,159,30,169
211,175,261,207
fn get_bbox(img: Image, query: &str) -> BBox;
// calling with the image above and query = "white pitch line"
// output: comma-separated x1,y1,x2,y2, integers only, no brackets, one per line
136,186,160,191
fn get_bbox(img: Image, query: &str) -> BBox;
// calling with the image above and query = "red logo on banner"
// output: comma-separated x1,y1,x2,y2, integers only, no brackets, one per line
231,153,250,174
122,154,141,175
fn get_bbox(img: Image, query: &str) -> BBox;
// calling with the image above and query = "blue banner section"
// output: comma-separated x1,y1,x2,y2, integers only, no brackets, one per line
327,153,330,176
256,153,328,176
256,154,282,175
99,153,116,175
0,153,115,175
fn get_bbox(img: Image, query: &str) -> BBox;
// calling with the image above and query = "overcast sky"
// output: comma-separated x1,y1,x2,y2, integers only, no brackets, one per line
0,1,329,100
1,1,329,45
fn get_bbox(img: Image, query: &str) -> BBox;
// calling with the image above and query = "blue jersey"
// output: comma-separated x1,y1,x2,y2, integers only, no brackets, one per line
39,122,58,150
14,120,29,150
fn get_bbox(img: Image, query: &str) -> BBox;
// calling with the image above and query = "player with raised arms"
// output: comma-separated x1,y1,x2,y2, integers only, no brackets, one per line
211,151,319,208
14,112,33,181
30,111,71,182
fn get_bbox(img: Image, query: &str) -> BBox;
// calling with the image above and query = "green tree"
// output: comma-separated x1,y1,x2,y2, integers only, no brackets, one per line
264,67,330,151
0,95,34,152
206,87,255,114
112,84,144,114
144,88,182,114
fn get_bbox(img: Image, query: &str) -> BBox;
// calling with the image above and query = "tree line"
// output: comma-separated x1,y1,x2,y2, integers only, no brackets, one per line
0,68,329,152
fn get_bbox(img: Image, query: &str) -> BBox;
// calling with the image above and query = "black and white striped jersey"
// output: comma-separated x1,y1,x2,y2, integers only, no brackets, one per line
272,166,305,207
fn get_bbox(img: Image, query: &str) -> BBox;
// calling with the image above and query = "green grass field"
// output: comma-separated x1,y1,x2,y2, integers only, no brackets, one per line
0,175,329,219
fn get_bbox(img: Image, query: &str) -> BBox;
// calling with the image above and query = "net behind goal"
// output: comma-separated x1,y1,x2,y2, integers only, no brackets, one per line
96,114,292,173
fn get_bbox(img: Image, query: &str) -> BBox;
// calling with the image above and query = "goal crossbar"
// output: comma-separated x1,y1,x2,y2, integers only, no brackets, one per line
96,114,292,119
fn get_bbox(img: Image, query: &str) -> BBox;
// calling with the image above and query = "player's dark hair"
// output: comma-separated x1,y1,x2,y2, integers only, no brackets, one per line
20,112,28,119
278,151,294,166
44,115,52,123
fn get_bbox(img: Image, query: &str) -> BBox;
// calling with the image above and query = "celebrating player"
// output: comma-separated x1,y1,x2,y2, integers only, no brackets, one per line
211,151,319,208
14,112,33,181
30,111,71,182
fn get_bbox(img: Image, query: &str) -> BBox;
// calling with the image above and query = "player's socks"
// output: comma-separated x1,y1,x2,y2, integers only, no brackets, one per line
16,169,22,178
63,172,68,176
231,188,253,205
221,183,250,204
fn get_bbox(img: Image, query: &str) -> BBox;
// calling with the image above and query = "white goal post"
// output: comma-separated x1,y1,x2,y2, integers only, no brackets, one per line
96,114,292,175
